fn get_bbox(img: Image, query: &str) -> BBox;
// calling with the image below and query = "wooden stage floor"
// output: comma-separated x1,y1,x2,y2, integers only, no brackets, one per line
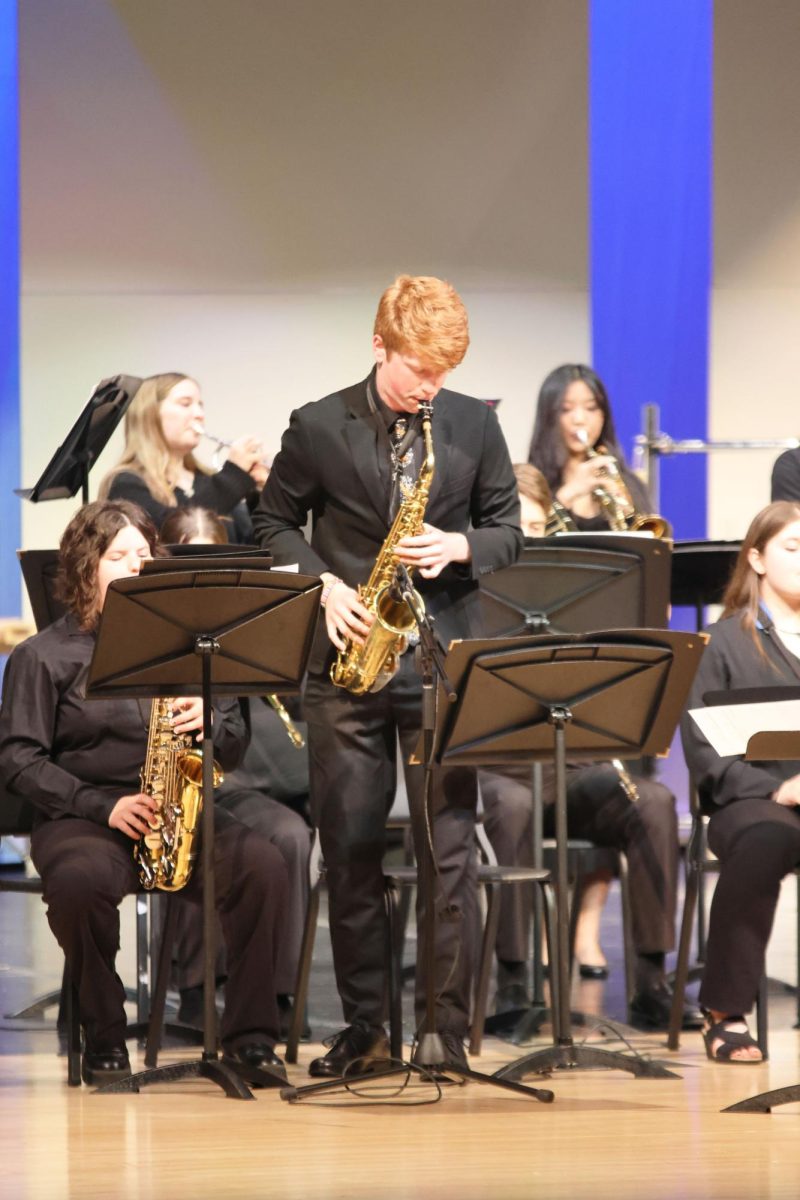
1,882,800,1199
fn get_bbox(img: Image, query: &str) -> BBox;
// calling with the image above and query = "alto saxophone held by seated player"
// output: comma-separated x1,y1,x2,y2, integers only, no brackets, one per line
135,696,223,891
576,429,669,537
331,402,435,695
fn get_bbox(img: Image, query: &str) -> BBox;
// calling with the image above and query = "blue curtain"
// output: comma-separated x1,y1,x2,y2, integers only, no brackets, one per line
0,2,19,623
590,0,712,539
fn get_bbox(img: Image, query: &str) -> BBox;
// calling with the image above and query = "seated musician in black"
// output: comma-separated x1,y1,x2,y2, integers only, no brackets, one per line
160,506,311,1036
682,501,800,1061
0,500,288,1087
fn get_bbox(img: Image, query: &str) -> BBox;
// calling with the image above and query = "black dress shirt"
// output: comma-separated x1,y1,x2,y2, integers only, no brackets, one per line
106,464,257,542
0,614,247,827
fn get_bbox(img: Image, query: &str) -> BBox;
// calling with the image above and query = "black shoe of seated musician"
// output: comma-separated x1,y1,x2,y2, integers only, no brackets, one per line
629,980,704,1031
494,982,532,1016
308,1022,391,1078
221,1043,288,1088
278,993,312,1042
81,1045,131,1087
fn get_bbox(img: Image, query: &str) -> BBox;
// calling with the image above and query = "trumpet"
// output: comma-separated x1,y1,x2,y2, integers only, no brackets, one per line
576,429,669,537
192,424,271,470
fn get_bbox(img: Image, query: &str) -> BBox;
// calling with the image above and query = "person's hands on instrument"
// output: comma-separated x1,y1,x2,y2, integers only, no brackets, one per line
109,793,158,839
556,454,617,507
773,775,800,807
170,697,204,739
321,574,373,649
396,523,470,579
227,435,269,485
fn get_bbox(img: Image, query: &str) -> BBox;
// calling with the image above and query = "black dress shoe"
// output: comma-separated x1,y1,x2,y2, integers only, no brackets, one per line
308,1023,391,1078
494,982,532,1015
629,981,704,1031
81,1046,131,1087
578,963,610,981
221,1043,287,1088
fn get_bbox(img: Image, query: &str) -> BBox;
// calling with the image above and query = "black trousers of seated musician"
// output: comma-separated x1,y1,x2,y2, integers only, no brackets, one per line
479,763,678,963
304,652,479,1038
700,797,800,1015
31,807,289,1054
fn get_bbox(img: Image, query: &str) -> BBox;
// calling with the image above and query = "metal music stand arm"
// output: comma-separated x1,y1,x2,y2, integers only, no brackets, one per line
635,401,800,512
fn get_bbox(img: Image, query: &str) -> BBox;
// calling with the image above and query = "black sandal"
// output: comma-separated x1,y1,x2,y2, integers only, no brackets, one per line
702,1014,762,1063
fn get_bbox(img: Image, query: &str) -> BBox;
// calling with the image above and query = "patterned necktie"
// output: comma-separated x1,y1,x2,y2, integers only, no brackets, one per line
389,417,414,519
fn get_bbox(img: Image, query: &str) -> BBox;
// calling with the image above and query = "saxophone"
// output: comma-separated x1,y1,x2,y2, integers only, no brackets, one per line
331,401,435,695
135,697,223,891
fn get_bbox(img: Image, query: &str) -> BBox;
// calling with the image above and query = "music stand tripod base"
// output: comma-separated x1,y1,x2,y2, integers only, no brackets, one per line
723,1084,800,1114
280,1059,555,1105
95,1058,259,1099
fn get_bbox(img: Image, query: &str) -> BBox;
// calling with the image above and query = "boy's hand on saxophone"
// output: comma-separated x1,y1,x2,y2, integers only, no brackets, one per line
321,573,373,649
396,524,471,579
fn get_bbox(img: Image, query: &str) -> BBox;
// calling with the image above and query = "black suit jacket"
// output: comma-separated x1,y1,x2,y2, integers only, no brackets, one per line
252,373,523,673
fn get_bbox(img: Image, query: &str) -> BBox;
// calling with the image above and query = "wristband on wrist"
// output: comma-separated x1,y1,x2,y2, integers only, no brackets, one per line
320,577,343,608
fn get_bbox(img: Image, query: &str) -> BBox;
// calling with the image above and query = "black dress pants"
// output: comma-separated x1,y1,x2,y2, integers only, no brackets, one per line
480,763,678,962
173,789,311,996
700,797,800,1014
305,653,479,1037
31,807,288,1053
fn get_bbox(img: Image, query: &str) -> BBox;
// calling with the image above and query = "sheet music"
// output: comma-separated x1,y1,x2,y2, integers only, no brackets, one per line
689,699,800,757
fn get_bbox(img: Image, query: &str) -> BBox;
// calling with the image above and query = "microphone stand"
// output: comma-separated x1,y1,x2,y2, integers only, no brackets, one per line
394,564,553,1101
280,565,554,1105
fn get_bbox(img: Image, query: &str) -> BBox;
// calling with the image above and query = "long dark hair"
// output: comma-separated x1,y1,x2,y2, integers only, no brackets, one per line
55,500,158,628
527,364,625,491
722,501,800,651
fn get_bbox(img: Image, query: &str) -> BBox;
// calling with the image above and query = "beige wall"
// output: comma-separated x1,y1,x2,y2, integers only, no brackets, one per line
709,0,800,539
18,0,590,577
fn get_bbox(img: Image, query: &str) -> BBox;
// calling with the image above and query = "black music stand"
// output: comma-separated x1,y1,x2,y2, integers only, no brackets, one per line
479,534,671,638
424,628,704,1082
86,560,321,1098
15,375,141,503
671,540,740,629
478,537,671,1041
